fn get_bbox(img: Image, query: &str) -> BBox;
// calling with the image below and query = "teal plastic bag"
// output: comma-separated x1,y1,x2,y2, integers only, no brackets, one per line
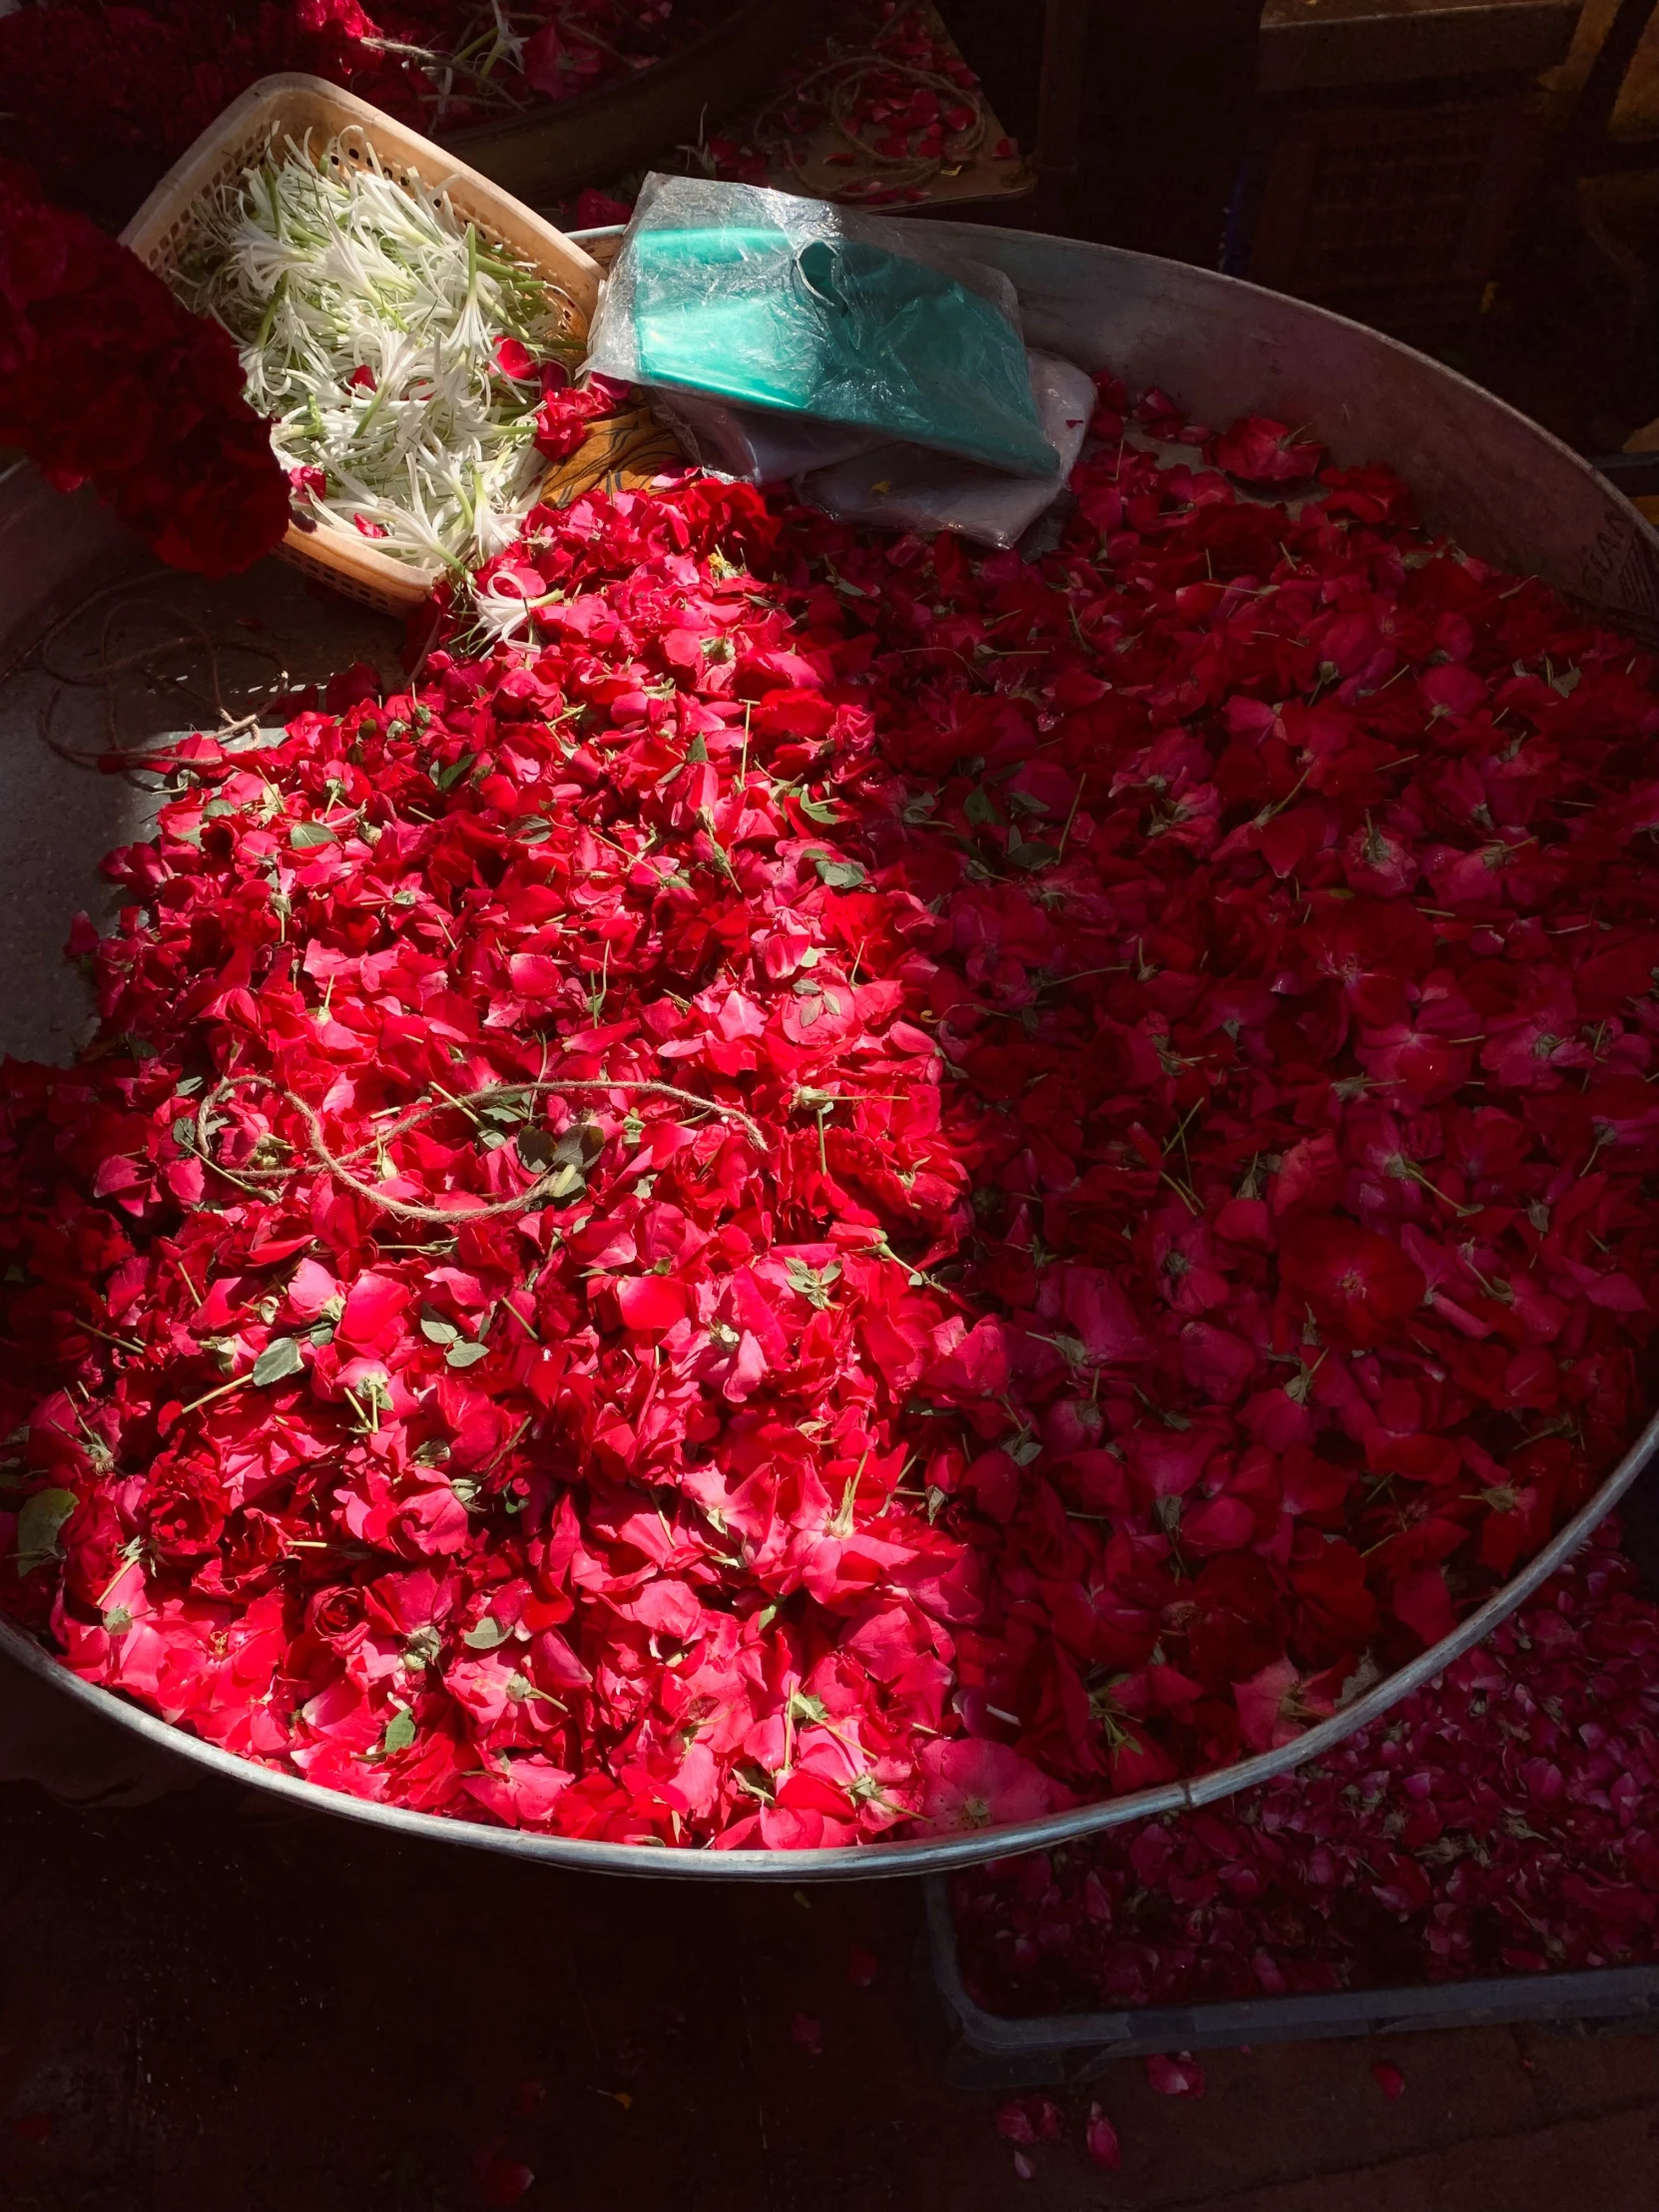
585,178,1059,481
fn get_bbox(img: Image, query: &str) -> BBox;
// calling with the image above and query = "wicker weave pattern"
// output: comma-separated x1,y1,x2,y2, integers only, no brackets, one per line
121,74,603,616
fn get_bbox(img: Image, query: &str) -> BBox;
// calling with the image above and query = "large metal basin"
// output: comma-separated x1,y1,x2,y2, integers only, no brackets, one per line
2,228,1657,1877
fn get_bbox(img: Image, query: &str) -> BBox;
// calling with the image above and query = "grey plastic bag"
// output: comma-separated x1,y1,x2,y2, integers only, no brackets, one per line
798,351,1098,551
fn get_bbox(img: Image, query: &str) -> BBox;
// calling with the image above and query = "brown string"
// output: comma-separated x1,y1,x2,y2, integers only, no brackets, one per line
31,583,293,782
198,1074,769,1224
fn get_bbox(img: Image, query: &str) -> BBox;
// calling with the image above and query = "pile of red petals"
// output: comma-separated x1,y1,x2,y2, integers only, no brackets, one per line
0,478,1002,1849
951,1522,1659,2008
0,162,288,577
5,369,1659,1850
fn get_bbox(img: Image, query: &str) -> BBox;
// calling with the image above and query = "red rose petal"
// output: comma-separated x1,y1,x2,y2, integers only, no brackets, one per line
475,2146,535,2207
1145,2053,1205,2097
993,2093,1064,2144
847,1942,878,1987
613,1275,690,1334
493,335,538,382
1084,2103,1122,2169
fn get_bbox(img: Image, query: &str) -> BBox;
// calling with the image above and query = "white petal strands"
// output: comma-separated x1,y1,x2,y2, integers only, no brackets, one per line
173,134,582,575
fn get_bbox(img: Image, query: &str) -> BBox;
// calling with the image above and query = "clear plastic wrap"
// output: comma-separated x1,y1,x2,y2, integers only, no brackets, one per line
584,174,1059,479
798,351,1098,551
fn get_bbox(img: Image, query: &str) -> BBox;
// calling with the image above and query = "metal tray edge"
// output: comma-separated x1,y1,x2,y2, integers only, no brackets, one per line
923,1879,1659,2079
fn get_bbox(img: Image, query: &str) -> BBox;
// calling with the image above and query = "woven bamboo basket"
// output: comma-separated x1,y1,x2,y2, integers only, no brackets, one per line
120,74,604,617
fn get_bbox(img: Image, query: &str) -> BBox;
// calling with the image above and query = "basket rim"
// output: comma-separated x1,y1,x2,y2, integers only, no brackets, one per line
122,72,604,278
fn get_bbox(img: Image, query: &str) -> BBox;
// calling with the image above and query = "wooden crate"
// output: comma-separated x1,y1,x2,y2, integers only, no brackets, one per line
1247,78,1550,326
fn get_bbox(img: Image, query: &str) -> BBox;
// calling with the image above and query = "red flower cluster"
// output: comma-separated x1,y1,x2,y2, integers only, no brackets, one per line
0,163,288,577
951,1522,1659,2009
530,368,631,462
2,374,1659,1850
